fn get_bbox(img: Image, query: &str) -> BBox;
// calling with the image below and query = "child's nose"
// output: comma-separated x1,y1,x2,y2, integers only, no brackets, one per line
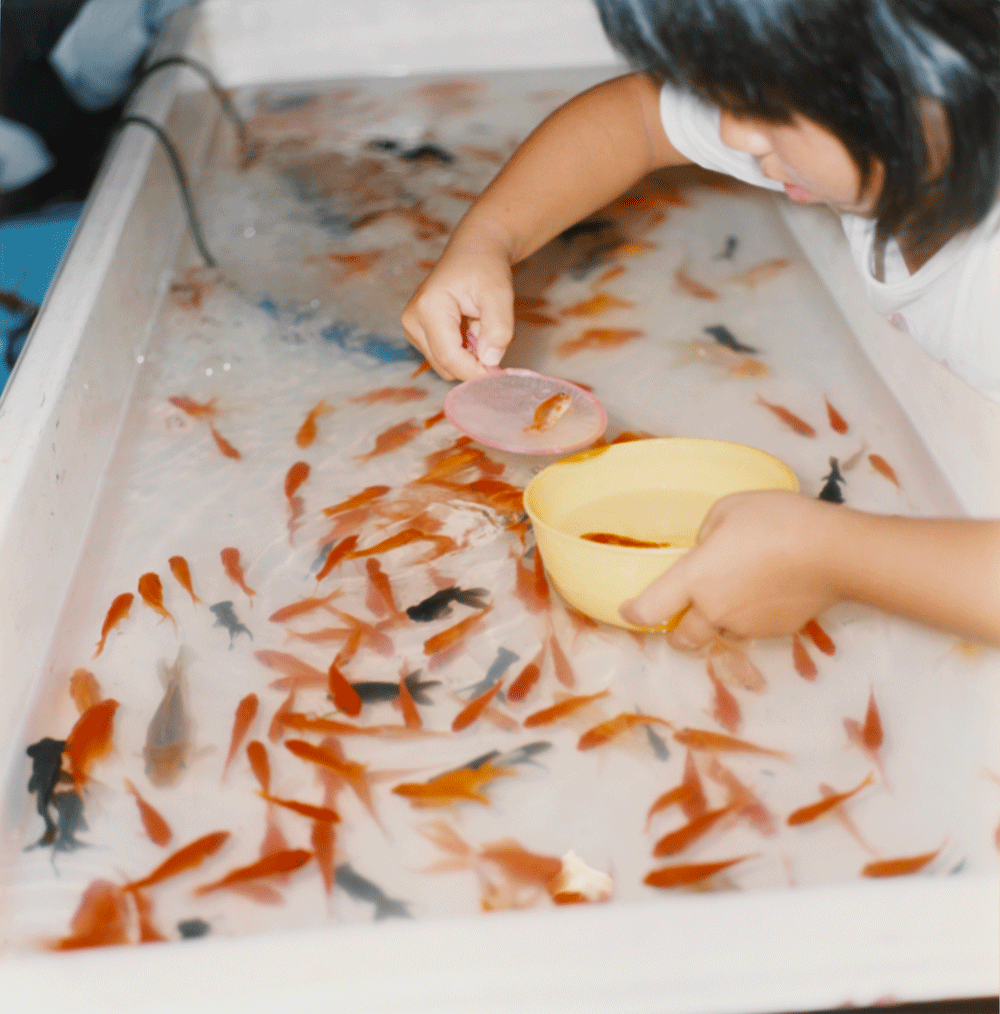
719,111,771,157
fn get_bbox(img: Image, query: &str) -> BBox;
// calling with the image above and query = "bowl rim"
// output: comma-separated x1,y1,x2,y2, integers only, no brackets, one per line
522,436,799,552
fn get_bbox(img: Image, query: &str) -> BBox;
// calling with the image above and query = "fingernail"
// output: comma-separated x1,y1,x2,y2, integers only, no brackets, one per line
480,346,503,367
619,598,645,626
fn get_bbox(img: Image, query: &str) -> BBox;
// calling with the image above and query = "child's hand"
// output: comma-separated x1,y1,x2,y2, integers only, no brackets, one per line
620,490,844,649
401,234,515,382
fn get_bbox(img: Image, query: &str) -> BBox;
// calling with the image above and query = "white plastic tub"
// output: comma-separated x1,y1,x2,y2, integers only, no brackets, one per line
0,3,996,1011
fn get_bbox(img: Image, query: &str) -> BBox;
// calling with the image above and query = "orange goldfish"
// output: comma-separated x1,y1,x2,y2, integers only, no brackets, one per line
423,605,492,656
392,759,517,808
326,250,382,276
824,397,849,434
791,633,817,680
210,425,242,459
283,739,379,825
560,292,634,317
356,419,422,461
254,649,327,690
706,658,741,734
123,831,230,892
610,240,657,258
786,773,874,826
168,555,201,604
727,257,791,287
328,661,362,716
351,386,429,405
868,453,901,488
138,572,176,627
755,395,816,437
673,727,789,760
704,757,775,836
258,793,340,824
51,880,131,950
644,855,754,888
168,395,217,419
452,681,504,732
862,844,943,878
295,399,334,448
524,689,611,728
507,645,546,703
284,461,310,500
246,740,270,794
194,849,312,896
581,532,669,548
315,535,359,582
221,693,259,782
802,618,835,655
93,592,133,657
220,547,255,601
322,485,390,517
123,778,172,847
578,712,672,751
65,699,119,790
268,590,342,623
525,393,572,433
652,804,737,858
674,266,719,300
69,668,102,715
557,327,643,357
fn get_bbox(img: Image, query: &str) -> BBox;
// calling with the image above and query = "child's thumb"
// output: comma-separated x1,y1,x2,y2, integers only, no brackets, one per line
474,291,515,368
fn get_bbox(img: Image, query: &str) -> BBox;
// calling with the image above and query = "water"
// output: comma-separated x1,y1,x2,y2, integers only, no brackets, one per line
4,68,996,952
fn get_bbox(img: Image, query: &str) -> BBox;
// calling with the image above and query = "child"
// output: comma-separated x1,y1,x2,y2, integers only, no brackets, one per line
401,0,1000,650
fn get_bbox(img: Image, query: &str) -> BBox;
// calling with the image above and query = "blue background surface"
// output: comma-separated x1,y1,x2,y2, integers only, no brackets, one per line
0,202,83,394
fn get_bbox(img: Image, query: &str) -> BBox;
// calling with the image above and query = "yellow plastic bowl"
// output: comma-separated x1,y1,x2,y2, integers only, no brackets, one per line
523,438,799,629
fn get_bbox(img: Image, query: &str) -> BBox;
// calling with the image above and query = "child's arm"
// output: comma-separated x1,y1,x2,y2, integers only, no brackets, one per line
402,72,691,380
621,490,1000,648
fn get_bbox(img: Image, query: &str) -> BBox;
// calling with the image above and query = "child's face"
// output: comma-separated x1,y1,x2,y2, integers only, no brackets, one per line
718,109,883,217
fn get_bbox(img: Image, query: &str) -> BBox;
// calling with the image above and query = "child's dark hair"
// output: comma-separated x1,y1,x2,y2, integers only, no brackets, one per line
593,0,1000,258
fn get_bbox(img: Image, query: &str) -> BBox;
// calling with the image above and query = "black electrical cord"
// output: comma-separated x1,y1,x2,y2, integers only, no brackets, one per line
114,114,217,268
125,54,250,157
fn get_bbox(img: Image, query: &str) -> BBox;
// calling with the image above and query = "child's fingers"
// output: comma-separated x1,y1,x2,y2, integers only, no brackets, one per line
665,604,719,653
472,286,515,368
619,557,694,631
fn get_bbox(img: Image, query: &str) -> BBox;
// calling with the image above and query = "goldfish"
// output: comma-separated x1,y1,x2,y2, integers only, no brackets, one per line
706,658,741,734
610,239,656,258
423,408,446,428
315,535,359,582
786,773,874,826
194,850,313,897
321,485,390,517
596,265,626,284
283,739,379,826
704,757,775,836
258,793,340,824
398,673,422,729
452,681,504,732
525,392,572,433
581,532,670,548
94,592,133,658
644,855,754,889
560,293,634,317
49,790,89,854
802,618,835,655
65,699,119,791
268,590,343,623
144,652,192,787
221,694,259,782
673,727,789,761
515,309,559,325
351,386,429,405
69,669,102,715
329,608,394,658
123,830,230,892
365,558,403,620
412,358,432,376
328,661,362,716
335,863,411,919
755,395,816,437
326,250,382,276
133,889,167,942
295,399,334,448
548,630,578,688
209,425,242,459
578,712,672,751
347,528,450,561
220,547,255,602
868,453,901,488
524,690,611,728
284,461,310,501
824,397,849,434
243,741,270,798
138,572,176,627
506,645,546,703
645,782,701,832
675,266,718,300
557,327,643,357
392,759,517,808
727,257,791,287
862,845,943,878
254,649,327,690
51,880,131,950
210,601,252,648
713,236,739,261
423,605,492,656
652,804,737,858
845,689,884,752
818,457,846,503
168,555,201,604
123,778,172,847
168,395,217,419
791,634,818,680
676,338,768,376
